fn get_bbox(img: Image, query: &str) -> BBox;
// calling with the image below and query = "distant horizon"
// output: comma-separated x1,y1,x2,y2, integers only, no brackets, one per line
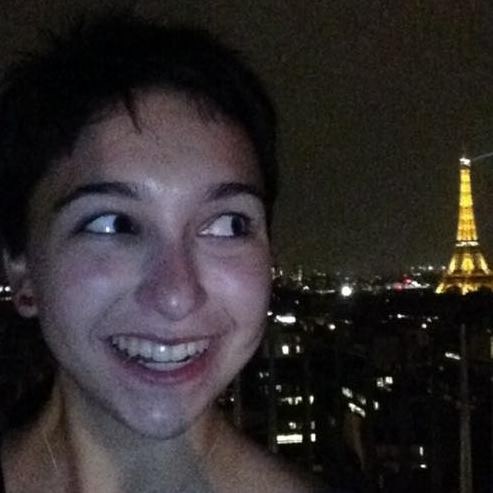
272,261,446,279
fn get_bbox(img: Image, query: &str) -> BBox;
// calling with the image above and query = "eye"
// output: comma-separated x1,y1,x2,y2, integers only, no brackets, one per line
80,213,137,235
200,213,251,238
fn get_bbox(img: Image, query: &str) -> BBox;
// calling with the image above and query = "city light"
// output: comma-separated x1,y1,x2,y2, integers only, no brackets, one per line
276,433,303,445
279,396,303,405
376,376,394,391
340,285,353,297
437,155,493,294
275,314,297,325
342,387,354,399
348,402,366,418
445,352,461,361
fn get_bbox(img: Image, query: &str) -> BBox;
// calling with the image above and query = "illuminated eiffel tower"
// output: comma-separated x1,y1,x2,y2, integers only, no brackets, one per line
436,156,493,294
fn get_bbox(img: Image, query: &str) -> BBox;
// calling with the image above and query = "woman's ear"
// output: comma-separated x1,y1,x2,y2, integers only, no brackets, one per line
2,249,38,318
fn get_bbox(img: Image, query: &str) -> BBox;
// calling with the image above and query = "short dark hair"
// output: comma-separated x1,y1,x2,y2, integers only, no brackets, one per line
0,14,277,257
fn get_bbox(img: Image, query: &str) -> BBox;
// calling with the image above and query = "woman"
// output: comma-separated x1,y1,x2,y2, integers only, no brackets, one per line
0,14,328,493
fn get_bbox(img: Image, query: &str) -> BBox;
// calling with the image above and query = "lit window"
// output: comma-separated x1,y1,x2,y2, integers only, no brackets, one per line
275,314,296,325
310,433,316,442
348,402,366,418
309,395,314,404
342,387,353,399
373,401,380,410
281,345,290,355
288,421,297,430
276,433,303,444
445,352,460,361
279,396,294,405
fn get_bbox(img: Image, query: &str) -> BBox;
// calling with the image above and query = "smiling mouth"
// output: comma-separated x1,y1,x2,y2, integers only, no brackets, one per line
109,335,210,370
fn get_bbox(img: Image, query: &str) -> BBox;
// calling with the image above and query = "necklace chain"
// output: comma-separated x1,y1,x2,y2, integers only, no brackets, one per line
41,426,59,473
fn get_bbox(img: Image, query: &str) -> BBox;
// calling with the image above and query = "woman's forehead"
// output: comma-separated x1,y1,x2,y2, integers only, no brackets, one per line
29,92,263,215
73,92,258,173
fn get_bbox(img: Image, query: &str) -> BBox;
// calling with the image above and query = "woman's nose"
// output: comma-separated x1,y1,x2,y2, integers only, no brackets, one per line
134,244,206,322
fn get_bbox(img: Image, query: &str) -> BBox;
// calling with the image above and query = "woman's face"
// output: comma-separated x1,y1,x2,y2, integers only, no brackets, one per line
18,92,271,438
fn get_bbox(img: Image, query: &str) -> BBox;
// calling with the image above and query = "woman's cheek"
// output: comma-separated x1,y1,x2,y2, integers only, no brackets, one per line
206,249,271,315
35,247,139,323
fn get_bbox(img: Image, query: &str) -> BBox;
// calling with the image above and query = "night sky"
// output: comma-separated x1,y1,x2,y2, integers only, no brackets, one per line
2,1,493,275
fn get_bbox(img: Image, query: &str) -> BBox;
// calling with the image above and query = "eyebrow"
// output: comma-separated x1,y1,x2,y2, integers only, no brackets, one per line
52,180,264,213
205,182,265,203
53,181,140,212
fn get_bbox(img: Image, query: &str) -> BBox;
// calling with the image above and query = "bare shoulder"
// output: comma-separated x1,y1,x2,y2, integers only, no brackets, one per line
213,424,327,493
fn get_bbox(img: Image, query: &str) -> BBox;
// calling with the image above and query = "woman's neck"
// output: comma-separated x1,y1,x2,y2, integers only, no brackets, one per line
6,377,224,493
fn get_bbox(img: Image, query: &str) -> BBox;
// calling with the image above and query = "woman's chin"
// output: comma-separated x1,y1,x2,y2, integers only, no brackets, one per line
108,398,213,442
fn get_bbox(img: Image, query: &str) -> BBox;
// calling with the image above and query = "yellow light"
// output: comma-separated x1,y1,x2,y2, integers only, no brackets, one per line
437,156,493,294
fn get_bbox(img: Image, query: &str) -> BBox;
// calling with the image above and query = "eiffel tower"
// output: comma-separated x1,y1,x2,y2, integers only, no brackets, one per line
436,156,493,294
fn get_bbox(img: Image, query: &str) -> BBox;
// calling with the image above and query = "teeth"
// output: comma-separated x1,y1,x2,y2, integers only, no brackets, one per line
110,335,209,364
